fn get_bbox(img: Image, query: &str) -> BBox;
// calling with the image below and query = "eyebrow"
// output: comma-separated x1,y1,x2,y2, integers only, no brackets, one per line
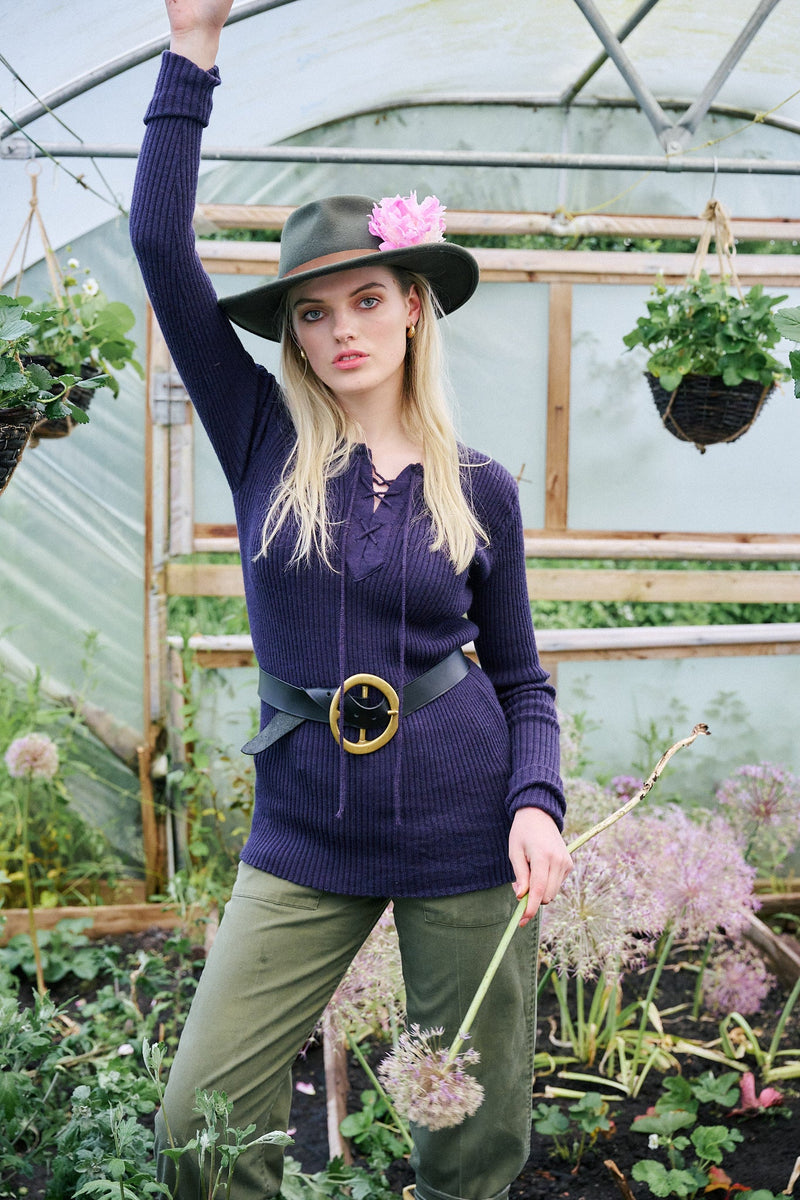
292,281,388,308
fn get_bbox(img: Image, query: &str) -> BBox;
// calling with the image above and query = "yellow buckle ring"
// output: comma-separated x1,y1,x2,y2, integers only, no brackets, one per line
329,673,400,755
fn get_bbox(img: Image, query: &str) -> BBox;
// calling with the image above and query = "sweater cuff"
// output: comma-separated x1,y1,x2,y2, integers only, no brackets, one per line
143,50,220,127
508,787,565,832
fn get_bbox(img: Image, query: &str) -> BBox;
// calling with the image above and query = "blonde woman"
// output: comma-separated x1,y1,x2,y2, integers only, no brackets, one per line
130,3,572,1198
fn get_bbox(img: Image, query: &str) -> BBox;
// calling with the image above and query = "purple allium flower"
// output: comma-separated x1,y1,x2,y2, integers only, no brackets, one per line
377,1025,484,1130
321,908,405,1042
4,733,59,780
561,778,622,845
716,763,800,875
610,775,645,803
613,807,757,941
701,942,775,1017
540,842,649,979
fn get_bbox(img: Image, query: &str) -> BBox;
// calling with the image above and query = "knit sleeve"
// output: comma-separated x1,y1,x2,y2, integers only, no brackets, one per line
129,52,279,491
468,490,565,830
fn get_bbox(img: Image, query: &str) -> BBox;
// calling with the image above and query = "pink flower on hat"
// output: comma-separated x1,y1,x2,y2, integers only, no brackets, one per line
369,192,447,251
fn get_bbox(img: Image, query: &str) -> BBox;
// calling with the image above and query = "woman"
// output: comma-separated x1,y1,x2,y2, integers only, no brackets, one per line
130,3,572,1198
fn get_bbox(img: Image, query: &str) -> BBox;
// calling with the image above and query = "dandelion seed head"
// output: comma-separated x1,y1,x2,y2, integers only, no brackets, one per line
4,733,59,780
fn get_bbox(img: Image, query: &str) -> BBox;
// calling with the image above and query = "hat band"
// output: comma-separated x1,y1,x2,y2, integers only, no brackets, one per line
282,247,380,279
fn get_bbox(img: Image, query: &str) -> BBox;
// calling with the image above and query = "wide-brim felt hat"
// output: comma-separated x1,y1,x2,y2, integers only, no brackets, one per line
218,194,480,342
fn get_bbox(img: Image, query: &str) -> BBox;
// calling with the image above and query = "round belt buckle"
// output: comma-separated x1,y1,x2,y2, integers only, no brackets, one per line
329,673,400,755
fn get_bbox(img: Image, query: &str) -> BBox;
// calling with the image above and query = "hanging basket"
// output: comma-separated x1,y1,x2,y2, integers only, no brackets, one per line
24,355,98,445
646,372,774,454
0,405,39,496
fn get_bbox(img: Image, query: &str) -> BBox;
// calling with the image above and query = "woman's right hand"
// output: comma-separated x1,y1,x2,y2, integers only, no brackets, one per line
166,0,235,69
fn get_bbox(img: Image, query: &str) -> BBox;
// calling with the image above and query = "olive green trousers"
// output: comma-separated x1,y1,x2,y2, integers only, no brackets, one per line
154,862,539,1200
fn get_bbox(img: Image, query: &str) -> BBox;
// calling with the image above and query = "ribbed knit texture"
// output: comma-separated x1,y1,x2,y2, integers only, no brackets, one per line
130,52,565,898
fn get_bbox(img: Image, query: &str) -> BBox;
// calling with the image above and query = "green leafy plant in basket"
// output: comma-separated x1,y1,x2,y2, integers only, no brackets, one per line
0,294,109,494
772,304,800,397
622,200,789,452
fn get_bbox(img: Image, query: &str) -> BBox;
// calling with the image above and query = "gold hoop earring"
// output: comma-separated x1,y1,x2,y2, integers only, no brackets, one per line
299,347,307,360
406,324,416,340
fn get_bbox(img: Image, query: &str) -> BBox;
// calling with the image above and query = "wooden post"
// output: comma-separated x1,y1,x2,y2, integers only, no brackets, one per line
544,282,572,530
323,1024,353,1163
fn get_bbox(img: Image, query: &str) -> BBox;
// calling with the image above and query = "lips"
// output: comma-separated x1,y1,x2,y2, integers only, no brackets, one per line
333,351,368,369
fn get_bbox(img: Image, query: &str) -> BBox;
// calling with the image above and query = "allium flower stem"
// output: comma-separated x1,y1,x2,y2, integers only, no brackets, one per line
446,725,710,1067
20,778,46,997
346,1033,414,1150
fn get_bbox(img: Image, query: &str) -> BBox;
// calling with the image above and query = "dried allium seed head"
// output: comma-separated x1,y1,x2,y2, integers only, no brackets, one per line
377,1025,484,1131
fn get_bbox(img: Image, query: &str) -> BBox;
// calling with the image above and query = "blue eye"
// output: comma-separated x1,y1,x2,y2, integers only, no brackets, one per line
301,309,323,322
360,296,379,309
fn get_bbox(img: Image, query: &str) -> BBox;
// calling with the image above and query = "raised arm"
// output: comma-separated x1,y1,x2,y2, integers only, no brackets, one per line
165,0,232,69
130,0,279,490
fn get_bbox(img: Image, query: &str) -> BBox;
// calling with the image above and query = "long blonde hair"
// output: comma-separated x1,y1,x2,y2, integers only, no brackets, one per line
256,269,487,573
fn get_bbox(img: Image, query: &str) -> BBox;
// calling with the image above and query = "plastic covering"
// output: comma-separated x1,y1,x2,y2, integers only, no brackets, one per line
2,2,800,874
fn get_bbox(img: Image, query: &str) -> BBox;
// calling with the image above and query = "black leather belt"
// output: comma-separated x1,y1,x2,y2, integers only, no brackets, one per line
242,648,469,756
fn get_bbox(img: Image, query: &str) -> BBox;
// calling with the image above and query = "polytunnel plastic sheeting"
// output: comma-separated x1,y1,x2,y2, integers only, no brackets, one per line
567,283,800,533
0,215,146,736
555,653,800,792
195,104,800,222
3,0,800,263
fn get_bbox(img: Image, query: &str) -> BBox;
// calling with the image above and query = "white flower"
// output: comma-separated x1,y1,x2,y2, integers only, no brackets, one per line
82,278,99,298
67,257,79,269
648,1133,659,1150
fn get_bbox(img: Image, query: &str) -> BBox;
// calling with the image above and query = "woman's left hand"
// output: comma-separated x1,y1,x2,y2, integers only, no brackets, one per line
509,807,573,926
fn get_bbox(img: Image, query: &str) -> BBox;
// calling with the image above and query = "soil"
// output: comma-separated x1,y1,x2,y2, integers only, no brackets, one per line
13,928,800,1199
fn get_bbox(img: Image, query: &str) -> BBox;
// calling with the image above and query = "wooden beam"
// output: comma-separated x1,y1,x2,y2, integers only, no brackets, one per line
197,241,800,286
545,282,571,530
0,903,204,944
165,560,800,603
193,524,800,562
527,567,800,604
194,204,800,242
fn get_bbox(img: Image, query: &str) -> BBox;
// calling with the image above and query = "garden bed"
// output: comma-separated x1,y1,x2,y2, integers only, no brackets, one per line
7,924,800,1200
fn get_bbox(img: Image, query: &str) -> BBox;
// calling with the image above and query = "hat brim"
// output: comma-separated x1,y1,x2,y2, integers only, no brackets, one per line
218,242,479,342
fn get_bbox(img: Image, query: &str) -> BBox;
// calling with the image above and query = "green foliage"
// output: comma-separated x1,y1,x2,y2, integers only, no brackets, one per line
0,294,106,421
622,271,789,392
773,304,800,398
280,1155,396,1200
0,666,126,908
25,258,143,399
0,918,105,984
532,1091,614,1168
631,1070,782,1198
339,1090,408,1171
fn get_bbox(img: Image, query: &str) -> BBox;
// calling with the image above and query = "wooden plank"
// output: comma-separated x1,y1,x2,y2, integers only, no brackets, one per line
166,562,246,596
165,560,800,603
527,567,800,604
192,526,800,562
197,241,800,286
524,532,800,562
545,282,571,530
0,903,204,945
194,205,800,242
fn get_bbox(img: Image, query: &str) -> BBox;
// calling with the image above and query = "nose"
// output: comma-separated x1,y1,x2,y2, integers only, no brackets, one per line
331,307,355,342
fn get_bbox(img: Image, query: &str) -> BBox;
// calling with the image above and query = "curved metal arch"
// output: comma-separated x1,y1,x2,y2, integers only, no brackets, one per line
0,0,302,142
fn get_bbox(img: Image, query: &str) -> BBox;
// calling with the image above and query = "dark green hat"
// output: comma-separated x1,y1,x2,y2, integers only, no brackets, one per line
218,194,479,342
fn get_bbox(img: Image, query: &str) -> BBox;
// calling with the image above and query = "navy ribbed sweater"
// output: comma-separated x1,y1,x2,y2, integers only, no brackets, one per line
130,52,564,898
